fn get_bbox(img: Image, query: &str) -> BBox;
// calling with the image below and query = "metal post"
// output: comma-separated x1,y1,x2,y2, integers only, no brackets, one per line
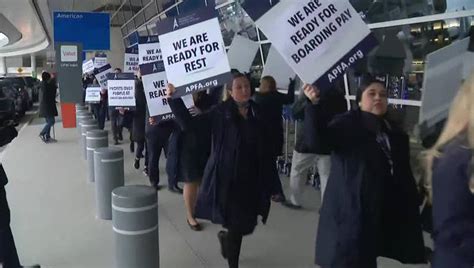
112,185,159,268
86,130,109,183
95,147,124,219
80,119,98,160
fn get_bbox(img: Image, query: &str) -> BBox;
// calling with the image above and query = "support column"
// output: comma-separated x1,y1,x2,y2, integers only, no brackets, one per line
0,56,6,76
30,54,37,77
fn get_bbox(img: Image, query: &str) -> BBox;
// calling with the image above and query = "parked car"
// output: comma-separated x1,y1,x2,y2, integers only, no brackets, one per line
0,77,33,109
23,76,40,102
0,81,25,121
0,95,16,125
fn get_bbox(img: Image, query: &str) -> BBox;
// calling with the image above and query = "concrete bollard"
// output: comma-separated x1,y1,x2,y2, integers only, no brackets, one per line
80,119,98,160
95,147,124,219
112,185,159,268
77,111,93,135
86,130,109,183
76,104,87,113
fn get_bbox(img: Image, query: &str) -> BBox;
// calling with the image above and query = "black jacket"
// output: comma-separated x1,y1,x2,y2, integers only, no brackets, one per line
253,86,295,156
168,93,215,182
170,98,273,235
133,80,146,142
432,134,474,268
305,108,426,266
294,89,346,154
39,81,58,118
0,165,7,187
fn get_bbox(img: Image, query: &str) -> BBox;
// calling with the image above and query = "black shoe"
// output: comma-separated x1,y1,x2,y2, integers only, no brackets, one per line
282,200,302,210
143,167,148,176
168,185,183,194
187,219,202,231
134,158,140,169
153,185,164,191
130,142,135,153
217,231,228,259
118,132,123,141
21,265,41,268
39,134,47,143
271,194,286,203
114,139,120,145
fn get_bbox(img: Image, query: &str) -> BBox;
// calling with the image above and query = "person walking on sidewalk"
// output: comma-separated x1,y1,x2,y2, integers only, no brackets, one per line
38,71,58,143
253,75,296,203
283,79,347,209
168,73,274,268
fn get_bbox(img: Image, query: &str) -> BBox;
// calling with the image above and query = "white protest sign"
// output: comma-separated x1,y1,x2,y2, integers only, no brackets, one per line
142,70,194,117
241,0,377,89
107,73,136,107
82,59,94,74
140,59,195,121
138,36,162,65
156,7,231,98
85,86,101,102
124,53,139,73
262,46,296,89
94,57,108,69
94,64,112,89
124,46,139,73
227,35,260,73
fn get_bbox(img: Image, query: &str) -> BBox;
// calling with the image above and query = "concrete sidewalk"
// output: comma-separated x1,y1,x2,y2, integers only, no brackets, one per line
3,115,430,268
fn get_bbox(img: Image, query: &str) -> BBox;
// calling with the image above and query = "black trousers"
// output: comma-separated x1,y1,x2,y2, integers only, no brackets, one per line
0,187,21,268
109,108,122,141
136,140,146,160
270,155,284,196
146,123,173,187
223,230,243,268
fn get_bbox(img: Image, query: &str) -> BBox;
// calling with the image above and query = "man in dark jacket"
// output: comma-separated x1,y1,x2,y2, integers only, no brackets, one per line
284,80,347,208
132,77,147,171
145,117,178,191
253,76,295,202
109,68,124,145
38,72,58,143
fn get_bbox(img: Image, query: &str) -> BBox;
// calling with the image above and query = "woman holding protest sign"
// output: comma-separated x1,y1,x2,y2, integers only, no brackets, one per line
304,74,426,268
166,90,216,230
167,73,273,268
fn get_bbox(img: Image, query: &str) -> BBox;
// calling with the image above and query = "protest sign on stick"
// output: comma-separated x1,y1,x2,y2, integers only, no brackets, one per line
241,0,377,89
157,7,231,98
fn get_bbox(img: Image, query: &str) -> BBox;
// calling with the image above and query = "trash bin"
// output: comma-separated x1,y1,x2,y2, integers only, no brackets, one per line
86,130,109,183
95,147,124,219
80,119,98,160
112,185,159,268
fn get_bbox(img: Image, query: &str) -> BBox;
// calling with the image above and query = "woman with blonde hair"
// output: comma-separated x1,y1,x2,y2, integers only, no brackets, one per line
425,73,474,268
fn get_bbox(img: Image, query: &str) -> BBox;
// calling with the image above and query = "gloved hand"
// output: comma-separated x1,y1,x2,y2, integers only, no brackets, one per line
288,77,296,92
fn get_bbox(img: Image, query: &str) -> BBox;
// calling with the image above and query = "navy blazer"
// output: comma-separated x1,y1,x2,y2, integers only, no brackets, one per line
432,134,474,268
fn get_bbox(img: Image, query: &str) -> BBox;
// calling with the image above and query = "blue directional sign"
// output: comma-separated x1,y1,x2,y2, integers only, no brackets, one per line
54,12,110,51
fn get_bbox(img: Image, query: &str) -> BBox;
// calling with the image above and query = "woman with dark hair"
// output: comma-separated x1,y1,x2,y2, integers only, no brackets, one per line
304,75,426,267
170,90,218,230
167,74,273,268
38,72,58,143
